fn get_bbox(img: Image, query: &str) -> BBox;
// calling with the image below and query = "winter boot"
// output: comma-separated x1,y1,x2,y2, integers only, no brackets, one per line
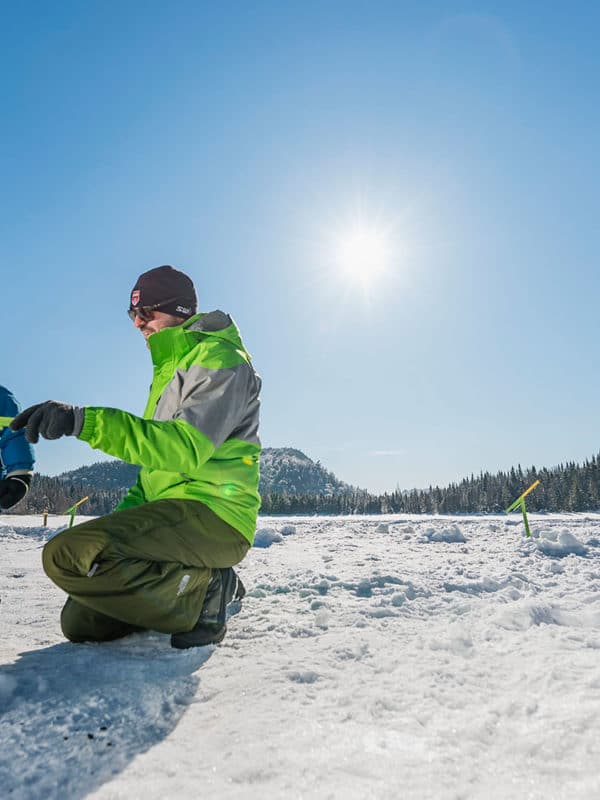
171,567,246,649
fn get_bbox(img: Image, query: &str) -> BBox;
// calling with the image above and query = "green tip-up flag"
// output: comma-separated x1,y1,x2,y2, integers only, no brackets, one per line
64,496,89,528
505,480,540,537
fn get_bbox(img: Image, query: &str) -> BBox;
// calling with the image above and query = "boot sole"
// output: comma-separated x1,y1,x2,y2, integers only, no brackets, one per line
171,623,227,649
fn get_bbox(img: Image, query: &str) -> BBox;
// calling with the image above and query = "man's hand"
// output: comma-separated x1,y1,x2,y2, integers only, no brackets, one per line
10,401,82,443
0,474,31,510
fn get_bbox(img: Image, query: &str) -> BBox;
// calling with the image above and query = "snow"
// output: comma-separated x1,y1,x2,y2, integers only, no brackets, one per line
422,524,466,543
1,512,600,799
253,526,284,548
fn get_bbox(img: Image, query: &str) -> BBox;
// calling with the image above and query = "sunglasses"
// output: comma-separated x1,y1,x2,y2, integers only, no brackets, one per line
127,297,180,322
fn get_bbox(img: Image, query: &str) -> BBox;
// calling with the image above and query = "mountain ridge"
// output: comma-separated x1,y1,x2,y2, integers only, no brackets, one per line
55,446,354,497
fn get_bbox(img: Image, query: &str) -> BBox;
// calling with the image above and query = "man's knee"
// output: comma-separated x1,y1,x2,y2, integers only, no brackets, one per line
41,532,79,589
42,534,64,583
42,525,104,587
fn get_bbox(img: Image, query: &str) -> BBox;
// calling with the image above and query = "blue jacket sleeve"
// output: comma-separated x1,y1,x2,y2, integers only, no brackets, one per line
0,386,35,477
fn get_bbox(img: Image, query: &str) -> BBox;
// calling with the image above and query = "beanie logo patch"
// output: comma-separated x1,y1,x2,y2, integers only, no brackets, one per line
131,290,140,306
176,305,192,316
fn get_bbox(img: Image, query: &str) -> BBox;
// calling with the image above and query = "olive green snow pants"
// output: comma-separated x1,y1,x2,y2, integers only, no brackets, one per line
42,499,250,643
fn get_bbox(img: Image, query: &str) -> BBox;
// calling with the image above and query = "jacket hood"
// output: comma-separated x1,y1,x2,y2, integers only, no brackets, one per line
148,310,248,368
185,310,245,350
187,310,232,332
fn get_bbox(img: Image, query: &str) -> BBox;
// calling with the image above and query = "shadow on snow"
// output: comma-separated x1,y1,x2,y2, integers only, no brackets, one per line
0,633,212,798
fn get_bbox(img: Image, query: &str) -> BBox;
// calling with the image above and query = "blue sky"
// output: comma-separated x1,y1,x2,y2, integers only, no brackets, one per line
2,1,600,493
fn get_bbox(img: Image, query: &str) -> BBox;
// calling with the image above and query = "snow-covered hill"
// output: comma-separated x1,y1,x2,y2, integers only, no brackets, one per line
1,513,600,799
57,460,140,491
55,447,352,497
259,447,353,495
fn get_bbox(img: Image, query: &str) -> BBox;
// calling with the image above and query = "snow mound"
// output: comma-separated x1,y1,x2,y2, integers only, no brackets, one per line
253,527,284,548
429,625,474,657
444,576,504,595
280,524,296,536
288,670,320,684
495,600,572,630
423,525,466,543
535,529,587,557
47,524,69,540
0,525,49,542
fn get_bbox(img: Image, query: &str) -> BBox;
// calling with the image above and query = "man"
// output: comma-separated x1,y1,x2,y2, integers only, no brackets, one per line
0,385,35,510
12,265,261,648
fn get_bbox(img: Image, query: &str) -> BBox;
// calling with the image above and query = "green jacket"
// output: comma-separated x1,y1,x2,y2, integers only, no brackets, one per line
77,311,261,543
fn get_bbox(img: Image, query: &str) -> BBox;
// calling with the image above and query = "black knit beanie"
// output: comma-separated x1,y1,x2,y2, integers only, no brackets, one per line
129,265,197,319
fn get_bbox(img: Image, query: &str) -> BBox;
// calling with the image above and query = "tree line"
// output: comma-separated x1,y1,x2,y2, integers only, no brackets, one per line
11,453,600,517
17,474,123,517
260,455,600,515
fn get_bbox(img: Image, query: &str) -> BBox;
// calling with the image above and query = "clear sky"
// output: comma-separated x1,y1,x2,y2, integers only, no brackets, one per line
2,1,600,493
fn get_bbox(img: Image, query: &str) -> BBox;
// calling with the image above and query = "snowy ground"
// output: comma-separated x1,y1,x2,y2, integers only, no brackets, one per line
1,513,600,799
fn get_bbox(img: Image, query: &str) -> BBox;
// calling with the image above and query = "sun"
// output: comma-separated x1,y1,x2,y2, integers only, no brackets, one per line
332,221,393,288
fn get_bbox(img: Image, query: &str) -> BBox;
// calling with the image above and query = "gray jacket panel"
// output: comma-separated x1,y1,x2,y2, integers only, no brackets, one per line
154,363,261,449
188,310,233,333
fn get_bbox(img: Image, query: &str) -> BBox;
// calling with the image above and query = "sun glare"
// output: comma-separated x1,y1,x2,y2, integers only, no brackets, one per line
332,221,393,288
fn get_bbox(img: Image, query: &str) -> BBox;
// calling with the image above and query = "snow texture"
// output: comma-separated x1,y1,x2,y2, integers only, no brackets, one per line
253,526,284,548
1,512,600,799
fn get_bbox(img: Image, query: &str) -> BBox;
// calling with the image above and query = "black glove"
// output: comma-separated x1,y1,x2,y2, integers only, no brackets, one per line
0,474,31,510
10,401,81,443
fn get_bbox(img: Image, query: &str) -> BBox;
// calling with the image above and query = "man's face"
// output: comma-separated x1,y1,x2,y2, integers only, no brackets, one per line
132,310,185,340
